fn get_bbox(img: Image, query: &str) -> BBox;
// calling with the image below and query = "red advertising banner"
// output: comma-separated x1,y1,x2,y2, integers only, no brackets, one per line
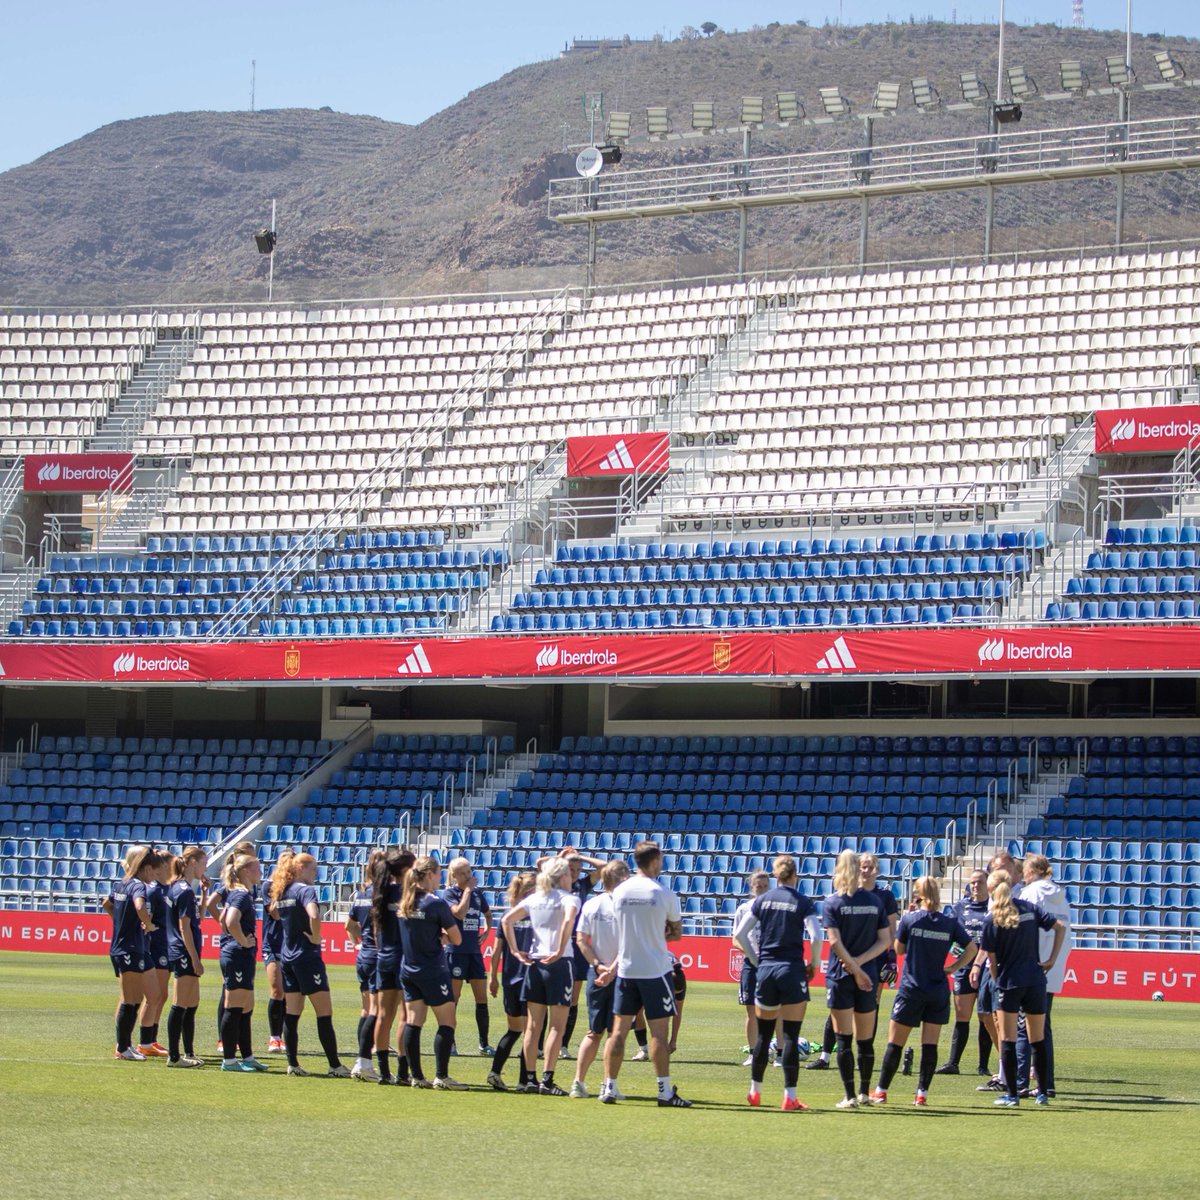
1094,404,1200,454
4,626,1200,685
566,432,669,477
23,453,134,493
2,912,1195,1002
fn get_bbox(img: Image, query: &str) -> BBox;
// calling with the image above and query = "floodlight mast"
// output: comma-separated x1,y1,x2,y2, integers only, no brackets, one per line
268,199,276,302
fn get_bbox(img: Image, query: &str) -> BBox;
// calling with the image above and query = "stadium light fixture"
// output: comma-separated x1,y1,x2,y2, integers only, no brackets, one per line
646,106,671,136
775,91,804,123
1059,60,1089,94
1153,50,1186,82
605,111,632,143
691,101,716,132
959,71,991,105
994,103,1023,124
1106,55,1136,88
911,78,941,111
740,96,765,127
1006,65,1038,100
872,81,901,114
818,86,852,118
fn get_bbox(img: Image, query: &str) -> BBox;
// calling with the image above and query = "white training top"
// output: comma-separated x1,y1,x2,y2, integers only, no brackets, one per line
1019,876,1074,993
612,873,681,979
577,891,621,967
523,887,579,959
733,899,762,959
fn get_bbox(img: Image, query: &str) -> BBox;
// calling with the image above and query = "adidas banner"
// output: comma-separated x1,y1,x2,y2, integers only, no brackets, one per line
23,453,134,493
1094,403,1200,455
566,432,669,477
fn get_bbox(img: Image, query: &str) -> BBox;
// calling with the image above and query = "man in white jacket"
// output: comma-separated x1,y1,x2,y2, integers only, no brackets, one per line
1016,853,1073,1096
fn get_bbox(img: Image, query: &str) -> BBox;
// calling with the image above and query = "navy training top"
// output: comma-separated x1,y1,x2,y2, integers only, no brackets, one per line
497,911,533,988
349,887,377,954
219,887,258,955
262,885,284,958
145,880,169,960
374,881,403,967
440,884,491,955
897,908,973,992
398,892,457,971
277,881,323,963
980,899,1059,990
751,885,817,965
821,889,888,984
109,877,148,960
165,879,201,963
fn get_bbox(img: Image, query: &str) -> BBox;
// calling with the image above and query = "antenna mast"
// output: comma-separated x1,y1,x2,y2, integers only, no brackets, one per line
1072,0,1084,29
251,60,256,112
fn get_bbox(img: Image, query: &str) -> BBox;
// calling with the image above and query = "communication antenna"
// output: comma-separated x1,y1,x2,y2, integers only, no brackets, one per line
251,60,256,112
1072,0,1084,28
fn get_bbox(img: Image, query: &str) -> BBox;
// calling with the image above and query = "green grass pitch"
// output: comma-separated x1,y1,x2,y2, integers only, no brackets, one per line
0,952,1197,1200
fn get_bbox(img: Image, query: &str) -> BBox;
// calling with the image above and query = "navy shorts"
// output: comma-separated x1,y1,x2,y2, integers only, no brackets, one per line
170,953,200,979
738,962,757,1007
110,951,146,977
755,960,810,1009
586,968,616,1035
522,959,574,1007
952,969,978,997
357,952,379,993
998,980,1048,1016
501,978,527,1019
891,984,951,1028
220,948,257,991
262,939,281,966
572,946,590,981
149,946,170,972
976,973,998,1015
672,962,687,1003
447,951,487,982
282,957,330,996
374,961,403,993
825,973,880,1014
401,963,455,1007
614,973,676,1021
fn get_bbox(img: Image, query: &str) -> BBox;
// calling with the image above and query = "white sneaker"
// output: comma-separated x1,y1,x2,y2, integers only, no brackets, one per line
599,1087,618,1105
558,1046,574,1060
631,1047,649,1062
113,1047,146,1061
433,1076,467,1091
167,1056,202,1068
327,1065,352,1079
287,1065,309,1077
351,1064,380,1082
836,1096,859,1109
610,1084,626,1100
857,1092,871,1106
741,1053,754,1067
569,1080,588,1098
181,1055,205,1067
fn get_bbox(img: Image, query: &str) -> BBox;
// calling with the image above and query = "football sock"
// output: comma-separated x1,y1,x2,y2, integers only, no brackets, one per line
167,1005,185,1061
396,1050,410,1082
978,1021,993,1072
216,995,225,1041
822,1015,836,1056
857,1039,876,1096
139,1024,156,1047
476,1003,490,1048
634,1026,649,1049
434,1025,454,1078
316,1015,341,1069
376,1049,392,1081
182,1007,197,1058
751,1015,774,1083
948,1019,969,1067
541,1070,555,1086
1032,1039,1049,1094
780,1020,803,1090
836,1033,856,1100
562,1004,578,1049
238,1011,254,1060
402,1025,424,1080
656,1074,672,1100
749,1077,761,1097
877,1041,904,1091
267,998,285,1040
283,1012,301,1068
116,1003,139,1052
493,1028,520,1074
919,1044,939,1092
1000,1039,1019,1097
357,1014,376,1060
220,1007,242,1061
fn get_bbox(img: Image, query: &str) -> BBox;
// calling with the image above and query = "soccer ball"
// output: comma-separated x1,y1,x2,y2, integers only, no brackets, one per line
796,1037,813,1061
1151,990,1165,1002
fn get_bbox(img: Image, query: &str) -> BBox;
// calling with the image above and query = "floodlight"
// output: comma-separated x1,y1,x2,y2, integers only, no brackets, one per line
254,230,276,255
960,71,991,105
1154,50,1186,82
994,103,1023,124
1059,60,1089,93
911,78,941,111
776,92,804,122
1106,55,1135,88
1006,66,1038,99
605,112,632,142
818,86,851,117
691,101,716,132
872,81,901,113
646,106,671,136
740,96,765,126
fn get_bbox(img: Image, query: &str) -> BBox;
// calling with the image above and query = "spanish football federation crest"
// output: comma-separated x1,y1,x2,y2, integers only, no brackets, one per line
712,639,732,672
729,948,745,980
284,645,301,678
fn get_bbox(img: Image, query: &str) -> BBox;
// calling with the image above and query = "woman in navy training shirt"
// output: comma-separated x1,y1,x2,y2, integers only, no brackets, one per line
822,850,893,1108
271,851,350,1078
102,845,160,1060
345,848,385,1081
868,876,977,1107
397,855,464,1089
164,846,207,1067
732,854,823,1112
205,838,255,1052
441,856,494,1056
937,868,990,1076
261,848,293,1055
488,872,536,1091
980,871,1066,1108
219,852,267,1072
368,848,416,1085
135,852,173,1057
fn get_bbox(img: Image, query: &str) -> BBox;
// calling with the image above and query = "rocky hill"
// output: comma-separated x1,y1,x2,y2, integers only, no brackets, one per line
1,21,1198,305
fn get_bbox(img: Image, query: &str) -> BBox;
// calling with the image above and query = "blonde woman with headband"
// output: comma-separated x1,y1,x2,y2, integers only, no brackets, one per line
164,847,208,1067
218,852,267,1072
502,856,579,1095
979,871,1067,1109
821,849,893,1108
488,872,537,1091
868,877,977,1108
102,845,160,1060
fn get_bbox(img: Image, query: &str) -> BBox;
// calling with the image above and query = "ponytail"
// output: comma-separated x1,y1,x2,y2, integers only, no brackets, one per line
537,856,571,895
399,856,439,918
833,849,861,897
371,849,415,936
271,852,313,904
988,873,1020,929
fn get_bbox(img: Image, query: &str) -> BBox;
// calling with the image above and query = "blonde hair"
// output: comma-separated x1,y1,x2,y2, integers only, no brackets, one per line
833,849,861,896
169,845,207,882
448,856,470,876
772,854,797,883
1024,853,1051,880
988,872,1020,929
600,859,630,891
363,847,386,887
913,876,941,911
860,852,879,872
226,853,258,888
399,856,440,918
749,869,770,887
271,852,315,903
506,872,537,907
122,844,153,880
537,856,572,895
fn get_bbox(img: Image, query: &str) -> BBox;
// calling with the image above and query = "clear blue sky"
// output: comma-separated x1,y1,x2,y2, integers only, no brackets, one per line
1,0,1196,174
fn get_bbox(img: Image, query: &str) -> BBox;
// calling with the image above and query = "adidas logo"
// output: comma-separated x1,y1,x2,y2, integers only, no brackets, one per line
535,644,560,669
815,635,857,671
396,643,433,675
978,637,1006,662
0,660,5,678
37,462,62,483
1109,416,1136,441
598,439,636,471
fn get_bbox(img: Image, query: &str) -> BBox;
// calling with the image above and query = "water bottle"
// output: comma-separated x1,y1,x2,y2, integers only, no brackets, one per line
902,1047,914,1076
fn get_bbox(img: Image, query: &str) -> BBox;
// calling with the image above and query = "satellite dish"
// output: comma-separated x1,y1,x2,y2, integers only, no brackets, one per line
576,146,604,177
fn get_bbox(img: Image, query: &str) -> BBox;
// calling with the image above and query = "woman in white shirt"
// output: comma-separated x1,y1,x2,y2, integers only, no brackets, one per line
501,857,579,1096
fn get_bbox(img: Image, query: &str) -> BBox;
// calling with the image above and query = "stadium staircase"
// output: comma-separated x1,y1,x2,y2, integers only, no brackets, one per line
424,747,540,859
